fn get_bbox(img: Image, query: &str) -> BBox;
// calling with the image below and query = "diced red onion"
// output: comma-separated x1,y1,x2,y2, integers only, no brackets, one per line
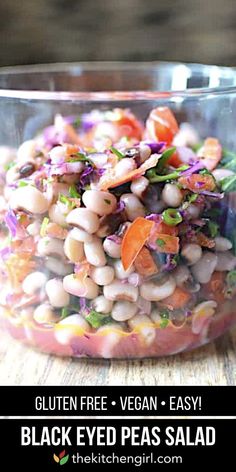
106,235,122,244
176,146,197,165
4,210,18,237
180,161,204,176
200,190,224,199
114,200,125,214
144,142,166,153
128,273,143,287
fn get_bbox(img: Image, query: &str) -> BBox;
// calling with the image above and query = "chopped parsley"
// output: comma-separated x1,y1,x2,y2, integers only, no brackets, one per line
219,174,236,192
156,238,166,247
18,180,29,187
67,152,92,164
160,309,170,329
110,146,125,160
86,310,112,329
4,161,16,171
69,185,81,199
40,217,49,237
61,307,69,319
187,193,198,204
208,220,219,238
59,193,76,209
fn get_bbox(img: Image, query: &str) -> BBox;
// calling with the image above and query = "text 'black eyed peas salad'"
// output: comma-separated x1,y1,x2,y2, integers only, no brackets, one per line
1,106,236,358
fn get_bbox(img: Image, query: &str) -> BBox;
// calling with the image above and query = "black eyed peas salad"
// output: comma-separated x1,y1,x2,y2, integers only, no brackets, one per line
0,106,236,358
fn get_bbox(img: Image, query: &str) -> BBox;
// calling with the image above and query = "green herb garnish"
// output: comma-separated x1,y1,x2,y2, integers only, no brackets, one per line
208,221,219,238
67,152,92,164
187,193,198,203
86,310,112,329
59,193,76,209
160,309,170,329
73,117,81,127
4,162,16,172
160,318,169,329
18,180,29,187
69,185,80,199
110,146,125,160
61,307,69,320
40,217,49,237
219,175,236,192
104,198,111,205
162,208,183,226
156,238,166,247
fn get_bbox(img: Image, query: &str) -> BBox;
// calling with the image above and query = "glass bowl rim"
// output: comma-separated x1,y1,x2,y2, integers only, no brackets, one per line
0,60,236,101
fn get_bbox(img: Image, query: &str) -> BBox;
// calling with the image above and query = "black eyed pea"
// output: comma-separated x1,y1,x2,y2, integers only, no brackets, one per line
55,314,91,345
192,300,217,334
103,279,139,302
84,236,106,267
9,186,50,214
63,274,99,299
139,143,151,162
181,243,202,265
130,176,149,198
37,237,65,258
45,278,70,308
45,257,73,276
115,157,137,178
92,295,113,314
161,183,183,207
140,276,176,301
49,203,69,226
186,203,201,219
111,301,137,321
34,303,59,324
173,265,191,287
96,322,124,358
191,252,218,283
103,237,121,258
22,271,47,296
17,139,37,163
64,234,85,263
66,208,99,234
27,221,41,236
128,314,156,346
70,227,93,243
215,251,236,271
214,237,232,252
90,266,115,286
82,190,117,216
6,165,20,185
150,309,162,324
52,182,70,198
113,259,134,279
49,145,66,164
120,193,145,221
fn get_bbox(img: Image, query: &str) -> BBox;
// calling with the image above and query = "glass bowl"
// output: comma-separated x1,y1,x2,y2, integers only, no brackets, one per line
1,61,236,359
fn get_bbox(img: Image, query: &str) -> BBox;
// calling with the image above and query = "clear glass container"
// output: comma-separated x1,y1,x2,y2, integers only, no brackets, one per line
1,62,236,358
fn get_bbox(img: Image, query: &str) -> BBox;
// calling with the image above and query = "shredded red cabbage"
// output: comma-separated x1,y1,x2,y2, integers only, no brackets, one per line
106,235,122,244
180,161,204,176
114,200,125,214
144,142,166,153
0,246,11,260
4,210,18,237
200,190,224,199
163,254,178,272
146,213,161,222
